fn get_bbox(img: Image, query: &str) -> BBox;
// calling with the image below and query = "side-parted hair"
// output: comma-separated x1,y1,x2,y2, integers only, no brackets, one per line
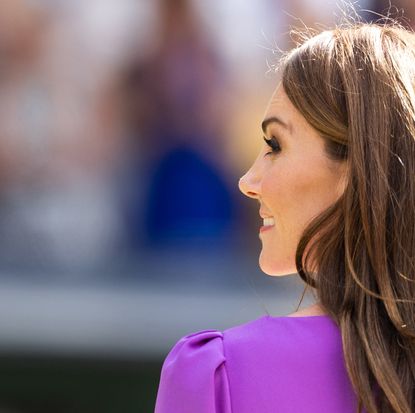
282,22,415,413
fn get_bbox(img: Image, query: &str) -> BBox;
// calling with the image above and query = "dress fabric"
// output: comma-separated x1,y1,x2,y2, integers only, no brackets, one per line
154,314,363,413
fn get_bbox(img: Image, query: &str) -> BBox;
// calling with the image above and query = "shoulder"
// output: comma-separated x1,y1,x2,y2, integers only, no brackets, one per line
160,314,338,368
161,329,226,375
159,316,268,368
154,317,269,413
155,328,231,412
160,316,276,369
155,315,340,412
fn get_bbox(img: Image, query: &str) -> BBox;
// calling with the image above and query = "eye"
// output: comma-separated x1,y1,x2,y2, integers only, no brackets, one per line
263,136,281,156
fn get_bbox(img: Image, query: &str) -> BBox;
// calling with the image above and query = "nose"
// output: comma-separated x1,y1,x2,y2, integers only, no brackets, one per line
238,170,260,200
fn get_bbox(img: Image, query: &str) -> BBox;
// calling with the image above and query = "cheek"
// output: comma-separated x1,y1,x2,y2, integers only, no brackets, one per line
261,164,303,210
260,161,331,227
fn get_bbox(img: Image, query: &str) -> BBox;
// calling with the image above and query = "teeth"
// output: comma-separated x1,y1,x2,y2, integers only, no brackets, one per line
263,217,275,226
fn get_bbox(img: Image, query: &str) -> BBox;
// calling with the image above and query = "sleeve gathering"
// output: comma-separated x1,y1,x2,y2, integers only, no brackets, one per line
154,329,232,413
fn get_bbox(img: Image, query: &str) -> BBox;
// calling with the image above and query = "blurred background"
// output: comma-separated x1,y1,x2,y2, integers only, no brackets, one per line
0,0,412,412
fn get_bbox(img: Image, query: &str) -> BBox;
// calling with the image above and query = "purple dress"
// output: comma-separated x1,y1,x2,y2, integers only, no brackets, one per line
154,314,361,412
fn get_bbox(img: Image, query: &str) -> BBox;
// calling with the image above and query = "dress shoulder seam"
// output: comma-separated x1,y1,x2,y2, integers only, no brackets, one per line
221,330,234,413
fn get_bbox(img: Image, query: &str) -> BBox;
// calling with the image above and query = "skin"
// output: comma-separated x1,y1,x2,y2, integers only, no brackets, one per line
238,84,346,314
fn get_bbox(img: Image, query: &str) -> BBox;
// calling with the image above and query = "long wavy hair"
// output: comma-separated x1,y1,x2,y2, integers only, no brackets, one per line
281,22,415,413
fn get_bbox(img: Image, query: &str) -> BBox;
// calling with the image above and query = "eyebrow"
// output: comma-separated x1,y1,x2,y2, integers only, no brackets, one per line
261,116,292,135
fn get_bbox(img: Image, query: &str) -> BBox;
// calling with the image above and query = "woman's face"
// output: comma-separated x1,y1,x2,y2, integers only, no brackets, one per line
239,84,346,276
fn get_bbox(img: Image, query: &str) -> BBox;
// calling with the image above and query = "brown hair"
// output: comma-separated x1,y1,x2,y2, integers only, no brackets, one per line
280,22,415,413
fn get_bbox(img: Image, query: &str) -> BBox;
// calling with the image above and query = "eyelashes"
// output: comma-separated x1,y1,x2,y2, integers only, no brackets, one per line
263,136,281,156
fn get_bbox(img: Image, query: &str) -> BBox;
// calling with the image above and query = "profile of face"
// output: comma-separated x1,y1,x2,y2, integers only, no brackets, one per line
239,84,347,276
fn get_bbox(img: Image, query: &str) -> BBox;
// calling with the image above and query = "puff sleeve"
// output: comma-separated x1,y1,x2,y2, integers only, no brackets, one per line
154,329,232,413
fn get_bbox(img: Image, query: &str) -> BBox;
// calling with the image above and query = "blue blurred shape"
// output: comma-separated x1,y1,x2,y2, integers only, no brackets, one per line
144,143,234,246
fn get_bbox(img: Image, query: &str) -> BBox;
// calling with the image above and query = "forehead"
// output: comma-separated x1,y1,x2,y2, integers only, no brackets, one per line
263,83,309,134
267,83,286,105
264,84,293,119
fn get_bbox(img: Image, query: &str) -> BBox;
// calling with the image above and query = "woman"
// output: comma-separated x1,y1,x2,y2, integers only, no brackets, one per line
154,21,415,413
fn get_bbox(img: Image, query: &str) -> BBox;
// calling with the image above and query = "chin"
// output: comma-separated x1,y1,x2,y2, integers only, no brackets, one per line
259,254,296,276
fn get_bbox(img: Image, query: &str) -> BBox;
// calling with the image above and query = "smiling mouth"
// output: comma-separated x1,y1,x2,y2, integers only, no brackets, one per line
260,217,275,234
262,217,275,226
